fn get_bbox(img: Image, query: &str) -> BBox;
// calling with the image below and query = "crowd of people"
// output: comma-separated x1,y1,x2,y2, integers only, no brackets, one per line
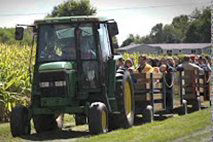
117,54,212,75
117,54,212,113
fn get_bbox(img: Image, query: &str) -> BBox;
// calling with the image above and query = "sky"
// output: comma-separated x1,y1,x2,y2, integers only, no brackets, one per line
0,0,211,44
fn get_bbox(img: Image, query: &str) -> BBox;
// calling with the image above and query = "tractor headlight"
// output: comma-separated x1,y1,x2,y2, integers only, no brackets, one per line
40,81,66,88
39,82,50,88
55,81,66,87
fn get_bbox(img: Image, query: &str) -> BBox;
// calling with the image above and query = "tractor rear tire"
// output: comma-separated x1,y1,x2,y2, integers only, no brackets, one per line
10,105,31,137
110,70,135,129
88,102,108,134
33,114,58,133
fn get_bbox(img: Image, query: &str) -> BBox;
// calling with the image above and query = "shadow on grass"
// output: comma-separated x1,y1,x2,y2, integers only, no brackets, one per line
134,105,209,126
21,130,90,141
134,116,146,126
134,109,176,125
20,123,90,141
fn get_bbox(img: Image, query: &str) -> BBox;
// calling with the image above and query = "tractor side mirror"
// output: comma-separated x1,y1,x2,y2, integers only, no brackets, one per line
15,27,24,40
33,26,38,34
107,22,119,37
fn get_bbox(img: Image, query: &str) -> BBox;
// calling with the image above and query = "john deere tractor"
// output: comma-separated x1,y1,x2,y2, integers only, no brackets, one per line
10,16,134,136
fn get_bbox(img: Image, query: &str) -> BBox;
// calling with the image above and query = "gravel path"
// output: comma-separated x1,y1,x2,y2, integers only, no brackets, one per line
173,126,213,142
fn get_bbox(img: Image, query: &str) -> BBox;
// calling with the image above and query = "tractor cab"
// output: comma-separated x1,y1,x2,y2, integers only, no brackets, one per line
34,17,118,91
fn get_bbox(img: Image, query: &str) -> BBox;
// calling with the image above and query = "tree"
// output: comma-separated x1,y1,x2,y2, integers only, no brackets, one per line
150,23,164,43
121,34,135,47
0,32,9,44
171,15,189,41
184,23,200,42
163,25,180,43
184,7,211,43
48,0,96,17
190,8,202,20
140,35,152,44
134,34,142,44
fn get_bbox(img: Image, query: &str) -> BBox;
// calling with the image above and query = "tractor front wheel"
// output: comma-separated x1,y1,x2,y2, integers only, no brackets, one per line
88,102,108,134
10,105,31,137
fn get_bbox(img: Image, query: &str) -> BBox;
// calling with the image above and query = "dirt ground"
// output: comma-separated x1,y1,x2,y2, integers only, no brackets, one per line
19,123,89,142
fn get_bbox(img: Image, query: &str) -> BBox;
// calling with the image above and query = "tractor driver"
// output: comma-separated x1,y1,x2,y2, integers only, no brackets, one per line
61,40,76,60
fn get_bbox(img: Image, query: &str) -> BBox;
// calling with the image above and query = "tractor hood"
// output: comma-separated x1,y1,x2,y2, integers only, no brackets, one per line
38,61,76,72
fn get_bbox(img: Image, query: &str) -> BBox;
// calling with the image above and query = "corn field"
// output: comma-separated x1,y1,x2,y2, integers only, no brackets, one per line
0,44,34,121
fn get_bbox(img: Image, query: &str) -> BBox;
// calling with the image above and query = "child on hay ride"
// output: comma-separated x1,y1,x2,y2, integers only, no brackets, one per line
124,58,137,83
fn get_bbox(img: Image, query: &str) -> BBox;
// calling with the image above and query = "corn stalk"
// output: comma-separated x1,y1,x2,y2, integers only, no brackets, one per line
0,44,34,121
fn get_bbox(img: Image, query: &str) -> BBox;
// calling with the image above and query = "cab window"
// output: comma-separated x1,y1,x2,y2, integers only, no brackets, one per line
98,24,111,61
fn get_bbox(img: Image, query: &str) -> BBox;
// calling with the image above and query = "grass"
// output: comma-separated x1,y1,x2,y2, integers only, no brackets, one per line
76,108,212,142
0,108,211,142
0,123,21,142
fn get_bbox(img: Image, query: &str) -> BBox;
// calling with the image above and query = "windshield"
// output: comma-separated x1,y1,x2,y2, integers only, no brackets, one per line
38,23,96,62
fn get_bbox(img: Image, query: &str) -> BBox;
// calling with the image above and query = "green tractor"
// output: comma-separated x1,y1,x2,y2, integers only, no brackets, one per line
10,16,135,136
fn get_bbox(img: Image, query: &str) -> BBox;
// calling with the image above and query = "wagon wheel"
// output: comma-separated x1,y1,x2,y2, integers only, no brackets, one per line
192,97,201,111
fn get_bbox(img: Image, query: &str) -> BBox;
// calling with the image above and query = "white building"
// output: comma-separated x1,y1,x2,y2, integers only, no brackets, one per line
116,43,212,55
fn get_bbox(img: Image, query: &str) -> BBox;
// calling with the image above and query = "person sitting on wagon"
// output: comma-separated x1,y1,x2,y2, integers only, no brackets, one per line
190,54,199,64
199,57,212,100
153,67,160,73
125,59,134,69
125,59,137,83
199,57,211,72
160,64,176,113
137,55,154,73
166,57,176,68
151,58,160,67
205,55,212,66
173,57,180,68
160,57,167,66
176,55,204,73
117,57,125,68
